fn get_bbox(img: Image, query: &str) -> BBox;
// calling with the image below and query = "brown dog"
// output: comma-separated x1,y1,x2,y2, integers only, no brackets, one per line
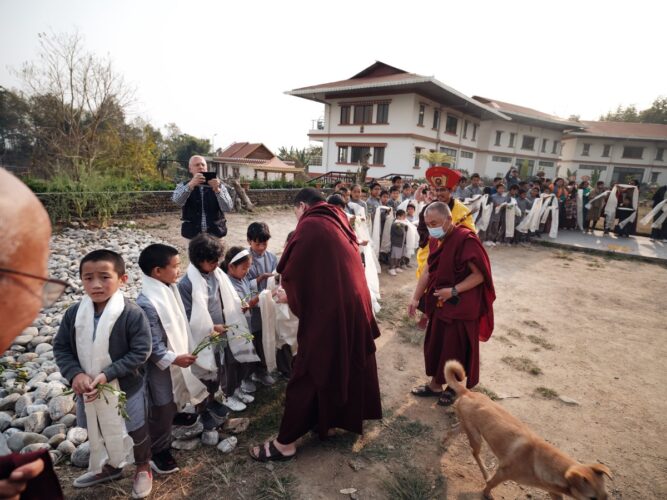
444,360,612,499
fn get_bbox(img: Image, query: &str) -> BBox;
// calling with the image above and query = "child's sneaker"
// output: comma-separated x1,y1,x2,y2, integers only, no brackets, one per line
234,388,254,404
388,268,397,276
131,470,153,499
150,449,179,475
223,395,247,412
240,378,257,393
73,464,123,488
251,372,276,386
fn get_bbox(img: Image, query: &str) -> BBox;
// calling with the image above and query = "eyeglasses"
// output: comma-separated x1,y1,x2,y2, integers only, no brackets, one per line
0,268,70,308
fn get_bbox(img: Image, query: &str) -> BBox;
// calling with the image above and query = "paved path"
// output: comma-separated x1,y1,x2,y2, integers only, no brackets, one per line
537,230,667,263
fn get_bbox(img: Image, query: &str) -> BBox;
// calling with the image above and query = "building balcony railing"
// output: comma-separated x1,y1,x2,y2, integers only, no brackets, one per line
309,156,322,167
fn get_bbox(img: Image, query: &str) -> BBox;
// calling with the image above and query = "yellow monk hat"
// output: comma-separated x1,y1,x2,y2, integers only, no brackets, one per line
425,166,461,190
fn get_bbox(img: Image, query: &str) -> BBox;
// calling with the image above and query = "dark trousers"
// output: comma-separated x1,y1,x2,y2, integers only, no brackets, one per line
129,425,151,465
148,402,177,455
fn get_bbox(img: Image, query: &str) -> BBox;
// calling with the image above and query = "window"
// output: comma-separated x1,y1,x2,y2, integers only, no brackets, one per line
472,123,478,141
350,146,371,163
337,146,348,163
579,164,607,171
602,144,611,157
656,148,664,161
432,109,440,129
495,131,503,146
538,160,554,167
463,120,469,139
376,103,389,124
340,105,350,124
651,172,660,183
622,146,643,159
551,140,559,154
492,155,512,163
582,143,591,156
439,147,457,158
353,104,373,124
414,147,422,168
445,115,458,135
521,136,536,151
541,138,548,153
460,150,474,159
417,105,425,126
373,147,385,165
509,132,516,148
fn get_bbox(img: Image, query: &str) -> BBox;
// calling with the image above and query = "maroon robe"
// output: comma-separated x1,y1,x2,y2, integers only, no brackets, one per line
423,225,495,387
276,202,382,443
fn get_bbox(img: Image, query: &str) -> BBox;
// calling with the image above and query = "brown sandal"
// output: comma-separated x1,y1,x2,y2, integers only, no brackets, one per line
249,441,296,462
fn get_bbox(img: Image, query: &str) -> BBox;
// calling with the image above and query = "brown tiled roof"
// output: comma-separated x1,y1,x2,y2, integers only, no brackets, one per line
473,96,578,127
217,142,266,159
574,121,667,140
212,143,302,172
291,71,423,92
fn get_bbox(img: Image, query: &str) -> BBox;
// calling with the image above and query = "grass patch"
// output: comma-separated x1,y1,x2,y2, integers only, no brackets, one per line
587,260,604,269
382,467,445,500
527,334,555,350
255,472,296,500
502,356,542,375
553,250,574,261
473,385,500,401
507,328,524,339
522,319,547,332
534,386,559,399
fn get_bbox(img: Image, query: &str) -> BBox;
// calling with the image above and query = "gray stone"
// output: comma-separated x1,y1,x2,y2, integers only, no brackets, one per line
172,419,203,441
20,443,51,454
58,414,77,428
49,450,64,466
0,433,10,455
39,326,56,335
12,417,27,429
12,336,33,347
56,439,76,456
66,427,87,446
48,433,66,447
48,395,74,421
29,336,50,347
34,344,53,356
46,372,64,383
201,430,219,446
40,362,59,375
22,327,39,337
4,427,21,439
25,411,50,433
71,442,90,468
15,394,33,417
26,404,49,416
46,381,67,400
17,353,39,364
26,372,48,389
33,382,50,401
559,395,580,406
0,392,20,410
7,432,48,452
0,412,12,432
39,352,55,361
43,423,67,438
171,438,200,451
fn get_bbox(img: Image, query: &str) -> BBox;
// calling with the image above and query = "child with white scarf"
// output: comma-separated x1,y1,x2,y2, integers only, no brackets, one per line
53,250,152,499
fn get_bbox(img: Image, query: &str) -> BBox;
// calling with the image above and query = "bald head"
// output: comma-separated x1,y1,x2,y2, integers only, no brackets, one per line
425,201,452,219
0,169,52,351
424,201,453,235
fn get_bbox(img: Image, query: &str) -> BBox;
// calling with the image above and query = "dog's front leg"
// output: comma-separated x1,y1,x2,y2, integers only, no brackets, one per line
482,465,511,499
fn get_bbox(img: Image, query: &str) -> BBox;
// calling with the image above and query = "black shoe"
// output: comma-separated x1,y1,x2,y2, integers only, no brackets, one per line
207,400,230,420
173,412,198,427
150,449,179,475
200,409,220,431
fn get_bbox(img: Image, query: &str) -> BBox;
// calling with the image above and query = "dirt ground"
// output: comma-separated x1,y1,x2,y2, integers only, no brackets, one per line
58,208,667,499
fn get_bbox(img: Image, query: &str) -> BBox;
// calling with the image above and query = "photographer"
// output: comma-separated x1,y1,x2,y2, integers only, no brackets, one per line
172,155,233,240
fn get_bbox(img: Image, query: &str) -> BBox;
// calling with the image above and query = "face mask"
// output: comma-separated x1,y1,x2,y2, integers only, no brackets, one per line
428,226,446,239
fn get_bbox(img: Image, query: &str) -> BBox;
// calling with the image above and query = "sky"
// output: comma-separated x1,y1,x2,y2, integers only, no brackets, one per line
1,0,665,153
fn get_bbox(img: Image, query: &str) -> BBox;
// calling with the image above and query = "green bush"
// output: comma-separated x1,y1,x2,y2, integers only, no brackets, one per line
23,174,176,193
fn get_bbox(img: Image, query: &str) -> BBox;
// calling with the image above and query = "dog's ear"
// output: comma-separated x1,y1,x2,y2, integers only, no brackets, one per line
565,467,589,488
589,463,612,480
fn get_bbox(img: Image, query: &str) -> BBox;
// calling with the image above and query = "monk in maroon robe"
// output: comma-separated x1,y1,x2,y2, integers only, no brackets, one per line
408,201,495,406
250,188,382,461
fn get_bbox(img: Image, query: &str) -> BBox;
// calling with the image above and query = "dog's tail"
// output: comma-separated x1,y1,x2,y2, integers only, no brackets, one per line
444,360,468,396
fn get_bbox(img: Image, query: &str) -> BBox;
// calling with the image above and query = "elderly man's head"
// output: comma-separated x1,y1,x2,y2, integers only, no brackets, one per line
188,155,207,175
424,201,453,238
0,169,52,351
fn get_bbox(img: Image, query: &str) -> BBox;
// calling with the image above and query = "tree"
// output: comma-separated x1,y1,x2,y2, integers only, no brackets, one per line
162,123,211,168
639,96,667,125
0,87,33,165
600,104,640,122
17,31,134,179
278,145,321,177
567,114,580,122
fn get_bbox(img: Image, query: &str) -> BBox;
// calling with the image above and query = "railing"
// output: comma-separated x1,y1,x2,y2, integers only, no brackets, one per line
307,171,357,186
310,118,325,130
309,156,322,167
376,173,416,181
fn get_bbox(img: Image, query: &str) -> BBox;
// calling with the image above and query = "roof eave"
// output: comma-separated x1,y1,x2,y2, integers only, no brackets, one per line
565,132,667,142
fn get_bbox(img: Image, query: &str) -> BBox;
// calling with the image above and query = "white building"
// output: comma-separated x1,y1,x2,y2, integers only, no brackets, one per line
288,61,667,185
208,142,302,182
560,121,667,185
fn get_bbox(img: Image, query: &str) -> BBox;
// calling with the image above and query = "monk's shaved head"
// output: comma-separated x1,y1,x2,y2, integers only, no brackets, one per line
425,201,452,219
0,168,52,351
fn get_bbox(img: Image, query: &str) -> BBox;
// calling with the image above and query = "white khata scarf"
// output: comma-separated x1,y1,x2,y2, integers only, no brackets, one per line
394,219,419,258
139,275,208,408
495,198,522,238
475,195,493,232
537,194,559,238
372,206,394,256
347,204,381,313
74,290,134,474
585,190,610,210
605,184,638,230
517,195,544,234
257,277,299,371
640,199,667,228
186,264,259,376
576,189,584,230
